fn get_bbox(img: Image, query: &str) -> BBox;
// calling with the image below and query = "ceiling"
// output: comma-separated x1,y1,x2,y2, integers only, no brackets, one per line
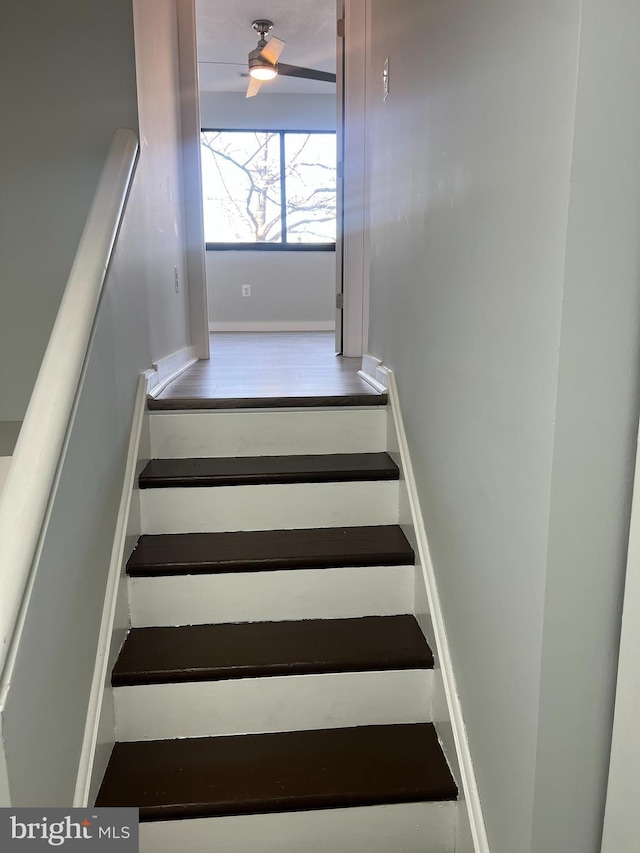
196,0,337,95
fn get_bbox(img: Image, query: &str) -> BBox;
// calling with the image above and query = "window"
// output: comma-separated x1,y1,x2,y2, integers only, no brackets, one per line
200,129,337,250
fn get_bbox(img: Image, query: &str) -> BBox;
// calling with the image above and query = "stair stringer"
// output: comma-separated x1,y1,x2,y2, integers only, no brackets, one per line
74,374,150,807
380,367,490,853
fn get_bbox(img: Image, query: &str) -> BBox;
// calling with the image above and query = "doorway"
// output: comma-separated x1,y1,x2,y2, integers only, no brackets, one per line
190,0,368,362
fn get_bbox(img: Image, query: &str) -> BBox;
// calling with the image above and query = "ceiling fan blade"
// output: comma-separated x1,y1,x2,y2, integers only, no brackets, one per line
246,76,264,98
260,36,286,65
276,63,336,83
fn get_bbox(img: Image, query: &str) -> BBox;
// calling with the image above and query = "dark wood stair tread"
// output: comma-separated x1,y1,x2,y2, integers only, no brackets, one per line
112,615,432,686
148,393,388,410
138,452,399,489
127,525,414,577
95,723,457,820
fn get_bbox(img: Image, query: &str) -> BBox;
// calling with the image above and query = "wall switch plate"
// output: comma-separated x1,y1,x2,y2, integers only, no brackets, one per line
383,56,389,101
242,284,251,297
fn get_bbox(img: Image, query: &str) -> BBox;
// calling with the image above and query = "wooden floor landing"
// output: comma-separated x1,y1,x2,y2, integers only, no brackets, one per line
150,332,384,409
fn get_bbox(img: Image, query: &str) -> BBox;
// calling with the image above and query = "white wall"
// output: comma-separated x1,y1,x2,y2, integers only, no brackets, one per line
133,0,193,361
2,165,153,807
531,2,640,849
200,92,336,132
200,93,336,330
0,0,199,806
0,0,139,422
208,251,335,331
0,424,21,458
365,2,640,852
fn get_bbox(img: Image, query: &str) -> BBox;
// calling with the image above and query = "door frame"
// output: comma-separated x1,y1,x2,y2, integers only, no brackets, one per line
177,0,210,360
337,0,369,358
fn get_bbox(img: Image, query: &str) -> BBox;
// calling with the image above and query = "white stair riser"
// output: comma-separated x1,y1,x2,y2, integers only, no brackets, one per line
149,408,387,458
128,565,414,627
140,802,457,853
140,481,399,534
114,670,433,741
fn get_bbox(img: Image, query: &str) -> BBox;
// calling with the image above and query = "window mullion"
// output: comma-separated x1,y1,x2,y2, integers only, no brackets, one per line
280,132,287,243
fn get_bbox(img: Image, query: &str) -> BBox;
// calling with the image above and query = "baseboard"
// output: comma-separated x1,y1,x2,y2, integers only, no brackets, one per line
358,355,389,393
209,322,335,333
74,375,150,807
145,346,197,399
383,367,489,853
0,723,9,806
357,370,387,394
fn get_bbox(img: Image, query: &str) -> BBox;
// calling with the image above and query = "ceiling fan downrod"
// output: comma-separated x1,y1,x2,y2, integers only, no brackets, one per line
251,19,273,48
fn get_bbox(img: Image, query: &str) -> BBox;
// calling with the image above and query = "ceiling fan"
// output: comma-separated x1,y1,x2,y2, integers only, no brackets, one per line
244,20,336,98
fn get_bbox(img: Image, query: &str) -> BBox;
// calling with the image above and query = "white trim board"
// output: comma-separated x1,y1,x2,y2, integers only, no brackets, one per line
176,0,210,361
128,564,414,627
0,458,11,496
0,719,9,806
145,345,197,399
140,801,457,853
114,669,432,741
381,364,489,853
601,400,640,850
74,375,150,807
148,408,387,459
340,0,368,358
209,322,335,333
358,370,386,395
359,354,389,393
140,480,399,535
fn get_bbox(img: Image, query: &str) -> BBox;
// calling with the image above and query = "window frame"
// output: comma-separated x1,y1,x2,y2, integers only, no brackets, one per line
201,127,337,252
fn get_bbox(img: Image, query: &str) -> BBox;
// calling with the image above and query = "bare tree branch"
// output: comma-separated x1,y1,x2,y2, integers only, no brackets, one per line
201,130,336,243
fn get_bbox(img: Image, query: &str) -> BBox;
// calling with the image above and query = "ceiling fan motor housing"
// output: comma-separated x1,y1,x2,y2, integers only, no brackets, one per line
248,46,277,78
249,45,272,65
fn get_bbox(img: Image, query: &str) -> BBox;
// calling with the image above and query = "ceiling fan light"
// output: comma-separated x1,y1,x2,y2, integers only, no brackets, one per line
249,64,278,81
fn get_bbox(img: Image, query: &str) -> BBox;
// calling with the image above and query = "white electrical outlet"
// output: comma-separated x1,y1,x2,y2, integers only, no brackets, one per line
242,284,251,297
174,266,179,293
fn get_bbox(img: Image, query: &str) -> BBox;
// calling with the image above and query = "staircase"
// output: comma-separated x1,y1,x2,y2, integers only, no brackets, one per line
96,399,458,852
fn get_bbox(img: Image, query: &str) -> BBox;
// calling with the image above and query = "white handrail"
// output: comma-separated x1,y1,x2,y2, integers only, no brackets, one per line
0,128,139,688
